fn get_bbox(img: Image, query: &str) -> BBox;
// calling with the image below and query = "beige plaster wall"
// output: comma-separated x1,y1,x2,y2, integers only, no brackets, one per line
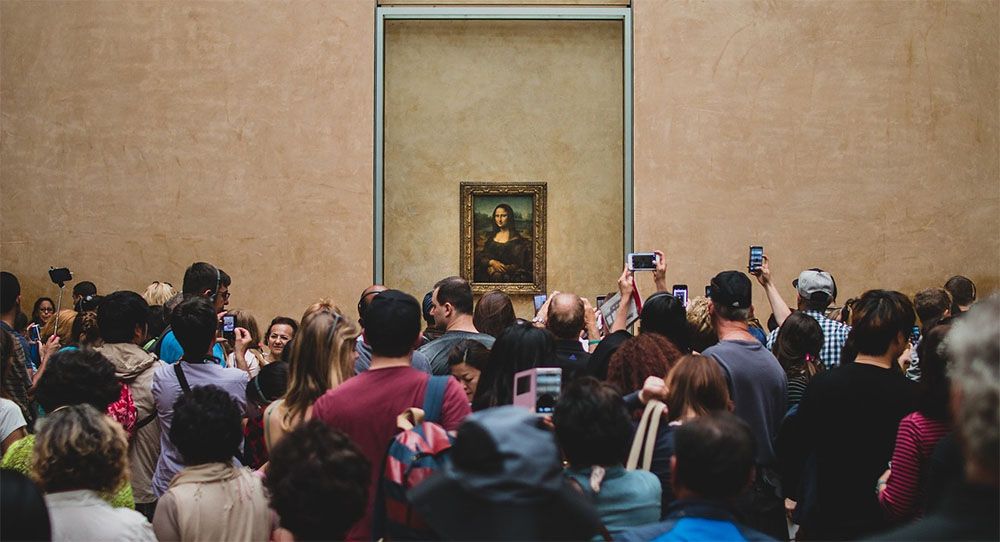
632,0,1000,311
2,1,997,329
1,1,375,324
382,20,624,317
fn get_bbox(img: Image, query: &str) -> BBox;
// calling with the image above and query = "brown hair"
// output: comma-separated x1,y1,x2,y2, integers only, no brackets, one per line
473,290,516,338
33,404,127,494
228,308,262,347
665,354,731,422
283,302,360,428
772,312,824,380
607,333,682,396
914,288,952,332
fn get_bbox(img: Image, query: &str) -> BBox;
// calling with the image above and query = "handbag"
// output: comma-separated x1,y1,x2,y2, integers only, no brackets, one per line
626,399,666,471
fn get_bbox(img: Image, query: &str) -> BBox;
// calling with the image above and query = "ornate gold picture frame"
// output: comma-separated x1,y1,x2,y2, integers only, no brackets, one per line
460,182,546,295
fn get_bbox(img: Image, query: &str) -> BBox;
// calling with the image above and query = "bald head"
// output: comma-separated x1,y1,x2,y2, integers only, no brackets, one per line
547,293,585,340
358,285,388,327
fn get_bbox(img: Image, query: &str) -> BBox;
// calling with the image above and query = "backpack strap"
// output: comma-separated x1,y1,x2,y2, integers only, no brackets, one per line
134,411,158,431
421,375,449,424
173,363,192,394
146,325,172,356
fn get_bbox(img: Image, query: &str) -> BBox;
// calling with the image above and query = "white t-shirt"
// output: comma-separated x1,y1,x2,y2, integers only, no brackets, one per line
0,398,26,441
225,350,262,378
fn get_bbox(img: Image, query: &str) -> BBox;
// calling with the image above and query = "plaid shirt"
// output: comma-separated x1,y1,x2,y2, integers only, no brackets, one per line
767,310,851,369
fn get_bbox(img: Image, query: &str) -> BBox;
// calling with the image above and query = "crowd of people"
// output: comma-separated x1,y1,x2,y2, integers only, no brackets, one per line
0,255,996,542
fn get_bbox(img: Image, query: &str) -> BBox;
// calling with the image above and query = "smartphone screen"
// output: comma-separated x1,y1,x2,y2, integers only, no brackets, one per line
672,285,689,307
533,294,547,313
28,324,41,342
535,370,562,414
749,246,764,272
911,325,921,344
222,315,236,333
628,253,658,271
705,285,712,298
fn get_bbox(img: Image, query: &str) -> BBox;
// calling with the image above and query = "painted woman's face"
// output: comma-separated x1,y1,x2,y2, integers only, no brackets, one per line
493,208,509,229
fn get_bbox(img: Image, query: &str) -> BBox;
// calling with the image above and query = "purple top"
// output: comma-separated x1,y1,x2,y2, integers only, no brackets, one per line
150,361,248,496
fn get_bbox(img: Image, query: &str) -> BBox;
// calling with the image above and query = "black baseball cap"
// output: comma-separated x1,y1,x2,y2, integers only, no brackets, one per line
710,271,752,309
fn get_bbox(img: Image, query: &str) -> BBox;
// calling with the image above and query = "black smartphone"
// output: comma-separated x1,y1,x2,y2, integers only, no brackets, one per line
672,284,689,307
910,325,921,345
705,285,712,298
48,267,72,285
221,314,236,343
748,246,764,273
533,294,547,313
596,295,607,308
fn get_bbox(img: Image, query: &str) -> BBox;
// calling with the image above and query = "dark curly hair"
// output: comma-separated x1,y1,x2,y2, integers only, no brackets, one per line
170,385,243,465
266,420,370,541
34,349,120,413
553,377,632,467
607,333,683,396
33,404,127,494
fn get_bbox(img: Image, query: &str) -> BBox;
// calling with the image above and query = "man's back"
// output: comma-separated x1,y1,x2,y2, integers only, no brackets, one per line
551,339,590,384
312,366,471,541
703,340,786,465
418,331,495,375
792,363,917,538
150,361,248,496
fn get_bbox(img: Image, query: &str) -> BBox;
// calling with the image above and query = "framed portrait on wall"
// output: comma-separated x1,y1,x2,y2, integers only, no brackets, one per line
460,182,546,295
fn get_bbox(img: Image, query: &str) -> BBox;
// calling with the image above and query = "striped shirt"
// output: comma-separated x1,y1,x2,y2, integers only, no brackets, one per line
767,310,851,369
879,411,951,522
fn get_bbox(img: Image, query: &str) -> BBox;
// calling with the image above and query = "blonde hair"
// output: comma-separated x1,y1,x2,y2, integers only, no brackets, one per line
33,404,128,494
41,309,77,343
282,301,360,428
685,297,717,353
142,281,176,306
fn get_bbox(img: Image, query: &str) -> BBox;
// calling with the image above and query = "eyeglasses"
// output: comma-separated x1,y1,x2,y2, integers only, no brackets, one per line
218,291,231,300
39,307,55,313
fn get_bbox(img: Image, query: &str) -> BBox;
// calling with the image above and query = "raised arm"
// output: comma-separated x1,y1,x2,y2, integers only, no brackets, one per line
652,250,668,292
752,254,792,326
611,267,635,334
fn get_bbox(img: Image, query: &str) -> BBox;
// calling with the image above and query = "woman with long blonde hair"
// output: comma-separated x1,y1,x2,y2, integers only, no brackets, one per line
263,301,360,451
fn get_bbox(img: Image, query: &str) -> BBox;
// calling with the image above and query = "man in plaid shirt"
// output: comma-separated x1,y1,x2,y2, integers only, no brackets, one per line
754,257,851,369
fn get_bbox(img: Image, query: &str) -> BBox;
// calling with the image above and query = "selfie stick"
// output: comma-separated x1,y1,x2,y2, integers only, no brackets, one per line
50,268,69,341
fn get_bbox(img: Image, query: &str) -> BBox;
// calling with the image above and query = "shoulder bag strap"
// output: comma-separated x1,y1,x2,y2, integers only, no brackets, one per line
422,375,448,424
173,363,192,395
627,400,655,470
642,400,666,471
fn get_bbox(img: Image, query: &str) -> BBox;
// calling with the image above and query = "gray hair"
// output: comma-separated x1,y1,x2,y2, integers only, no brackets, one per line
713,301,750,323
945,294,999,473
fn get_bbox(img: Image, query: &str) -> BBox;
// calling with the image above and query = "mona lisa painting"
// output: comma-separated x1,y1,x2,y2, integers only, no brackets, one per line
460,182,546,294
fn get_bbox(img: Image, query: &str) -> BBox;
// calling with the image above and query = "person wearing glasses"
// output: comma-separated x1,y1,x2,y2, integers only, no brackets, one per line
157,262,232,365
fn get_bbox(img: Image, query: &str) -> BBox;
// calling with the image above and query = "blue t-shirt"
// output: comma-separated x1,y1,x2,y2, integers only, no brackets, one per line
158,330,225,366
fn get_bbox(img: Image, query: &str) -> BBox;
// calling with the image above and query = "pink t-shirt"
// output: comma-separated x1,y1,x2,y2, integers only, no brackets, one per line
312,365,471,542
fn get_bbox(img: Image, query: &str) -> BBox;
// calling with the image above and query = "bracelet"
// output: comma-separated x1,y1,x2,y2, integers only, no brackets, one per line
588,339,601,346
875,480,887,495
